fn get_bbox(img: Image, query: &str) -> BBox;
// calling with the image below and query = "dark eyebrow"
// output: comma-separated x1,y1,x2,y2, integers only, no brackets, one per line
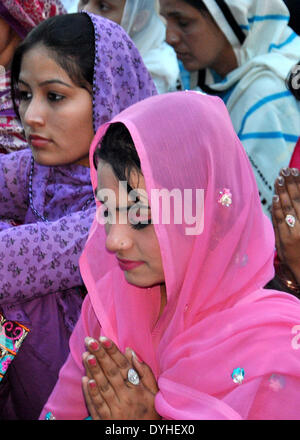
18,78,73,88
161,10,184,19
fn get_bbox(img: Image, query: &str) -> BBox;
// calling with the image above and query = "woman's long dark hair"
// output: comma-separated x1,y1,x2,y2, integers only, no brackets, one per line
94,122,142,193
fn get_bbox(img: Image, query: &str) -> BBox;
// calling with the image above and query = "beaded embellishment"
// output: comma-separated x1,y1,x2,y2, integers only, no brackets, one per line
268,374,285,392
285,214,296,228
218,188,232,207
231,367,245,384
45,412,56,420
0,313,30,382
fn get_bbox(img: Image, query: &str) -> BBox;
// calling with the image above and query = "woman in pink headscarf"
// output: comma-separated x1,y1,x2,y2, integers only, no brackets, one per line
0,0,66,153
41,91,300,420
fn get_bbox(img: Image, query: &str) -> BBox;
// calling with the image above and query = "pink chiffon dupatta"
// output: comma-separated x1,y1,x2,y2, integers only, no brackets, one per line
43,92,300,420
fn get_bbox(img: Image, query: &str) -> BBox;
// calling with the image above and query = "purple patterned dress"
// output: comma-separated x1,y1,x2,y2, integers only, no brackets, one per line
0,12,157,420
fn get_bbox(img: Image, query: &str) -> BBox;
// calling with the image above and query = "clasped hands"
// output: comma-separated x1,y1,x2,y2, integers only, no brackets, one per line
82,336,161,420
272,167,300,284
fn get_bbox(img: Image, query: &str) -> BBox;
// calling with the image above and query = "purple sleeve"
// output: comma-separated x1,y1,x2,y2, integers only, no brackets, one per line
0,207,95,306
0,150,31,228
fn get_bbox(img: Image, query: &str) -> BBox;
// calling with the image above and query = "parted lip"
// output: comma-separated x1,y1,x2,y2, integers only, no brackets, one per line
29,134,50,141
116,257,144,271
176,51,190,59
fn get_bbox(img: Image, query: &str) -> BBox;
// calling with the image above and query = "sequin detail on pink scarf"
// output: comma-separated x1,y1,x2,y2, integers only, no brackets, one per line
0,312,29,381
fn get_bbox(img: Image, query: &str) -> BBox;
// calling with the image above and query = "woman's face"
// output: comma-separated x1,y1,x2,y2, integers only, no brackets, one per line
0,18,21,69
79,0,126,24
96,160,165,289
17,44,94,167
159,0,236,76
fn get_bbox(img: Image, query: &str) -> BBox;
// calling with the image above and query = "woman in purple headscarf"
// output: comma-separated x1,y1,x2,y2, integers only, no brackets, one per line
0,11,156,420
0,0,66,153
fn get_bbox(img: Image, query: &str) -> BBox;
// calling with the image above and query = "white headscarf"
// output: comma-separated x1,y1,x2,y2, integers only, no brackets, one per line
61,0,77,12
121,0,180,93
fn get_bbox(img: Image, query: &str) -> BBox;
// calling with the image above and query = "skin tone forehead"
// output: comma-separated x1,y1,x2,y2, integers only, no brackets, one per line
19,45,75,86
101,0,126,6
18,43,93,94
82,0,126,23
159,0,199,17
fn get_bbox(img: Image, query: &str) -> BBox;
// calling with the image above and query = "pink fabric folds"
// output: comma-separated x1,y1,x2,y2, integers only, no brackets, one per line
42,91,300,420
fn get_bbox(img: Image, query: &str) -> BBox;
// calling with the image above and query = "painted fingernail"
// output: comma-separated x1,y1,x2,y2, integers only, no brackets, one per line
281,167,290,177
127,347,143,363
87,355,97,367
100,336,112,348
88,379,97,389
85,337,99,351
126,347,136,359
291,168,300,177
273,195,280,203
277,176,285,186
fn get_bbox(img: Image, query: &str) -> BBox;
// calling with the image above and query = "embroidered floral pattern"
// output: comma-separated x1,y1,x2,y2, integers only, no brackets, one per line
218,188,233,207
0,312,29,381
0,150,94,331
88,12,157,133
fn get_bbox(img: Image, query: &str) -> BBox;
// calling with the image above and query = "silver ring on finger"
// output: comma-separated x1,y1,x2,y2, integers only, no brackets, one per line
127,368,140,385
285,214,296,228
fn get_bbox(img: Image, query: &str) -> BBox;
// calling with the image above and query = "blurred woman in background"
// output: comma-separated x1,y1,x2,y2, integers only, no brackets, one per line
78,0,181,93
